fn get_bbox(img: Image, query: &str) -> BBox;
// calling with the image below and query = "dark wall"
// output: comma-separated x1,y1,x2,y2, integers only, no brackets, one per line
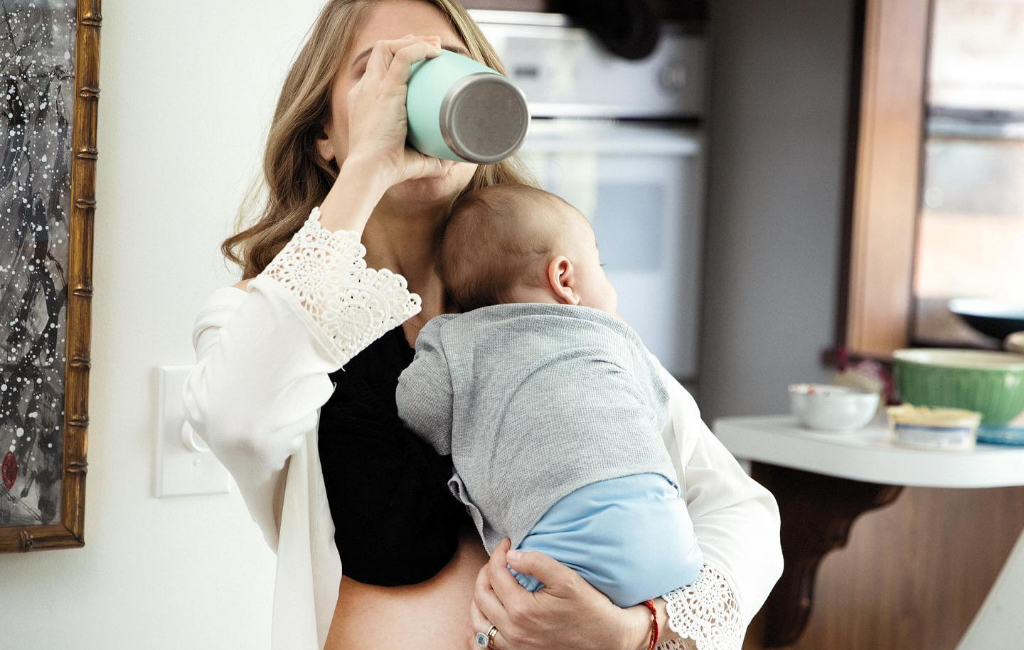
460,0,707,22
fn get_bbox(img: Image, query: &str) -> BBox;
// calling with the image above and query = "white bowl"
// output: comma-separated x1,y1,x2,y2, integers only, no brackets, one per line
789,384,880,431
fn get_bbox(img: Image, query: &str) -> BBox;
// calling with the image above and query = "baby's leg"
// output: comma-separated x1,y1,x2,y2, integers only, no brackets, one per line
511,472,704,607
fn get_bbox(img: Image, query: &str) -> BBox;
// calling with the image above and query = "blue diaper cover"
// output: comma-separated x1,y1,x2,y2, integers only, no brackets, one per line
508,472,704,607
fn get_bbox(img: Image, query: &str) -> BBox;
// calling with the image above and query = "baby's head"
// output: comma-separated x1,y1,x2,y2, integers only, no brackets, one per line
438,184,617,314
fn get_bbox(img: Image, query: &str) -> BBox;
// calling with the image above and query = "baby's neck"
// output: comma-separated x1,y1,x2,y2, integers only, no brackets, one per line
506,284,565,306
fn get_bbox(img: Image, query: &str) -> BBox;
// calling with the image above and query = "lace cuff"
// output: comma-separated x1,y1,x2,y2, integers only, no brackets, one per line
260,206,422,366
656,563,745,650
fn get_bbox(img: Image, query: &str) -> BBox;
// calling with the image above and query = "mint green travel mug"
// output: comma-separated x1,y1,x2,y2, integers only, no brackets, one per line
406,50,530,164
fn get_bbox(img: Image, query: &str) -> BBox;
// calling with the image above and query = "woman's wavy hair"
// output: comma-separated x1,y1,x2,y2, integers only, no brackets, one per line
221,0,537,279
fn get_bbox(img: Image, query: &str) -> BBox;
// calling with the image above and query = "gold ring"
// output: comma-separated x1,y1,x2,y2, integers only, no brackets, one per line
475,624,499,649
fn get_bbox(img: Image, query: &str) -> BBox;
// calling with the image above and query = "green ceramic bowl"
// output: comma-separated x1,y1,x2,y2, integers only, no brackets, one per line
893,349,1024,426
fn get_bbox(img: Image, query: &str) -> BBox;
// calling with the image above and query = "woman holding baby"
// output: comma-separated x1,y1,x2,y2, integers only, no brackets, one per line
182,1,783,649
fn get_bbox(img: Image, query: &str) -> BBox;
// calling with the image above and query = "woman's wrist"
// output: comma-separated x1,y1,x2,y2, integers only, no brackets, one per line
652,597,684,647
316,155,388,234
623,597,688,650
620,601,656,650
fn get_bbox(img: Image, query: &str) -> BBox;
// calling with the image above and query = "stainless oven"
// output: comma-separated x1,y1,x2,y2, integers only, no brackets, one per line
471,10,707,380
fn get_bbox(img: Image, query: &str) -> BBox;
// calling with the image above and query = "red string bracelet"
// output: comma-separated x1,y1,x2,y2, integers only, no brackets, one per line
641,599,659,650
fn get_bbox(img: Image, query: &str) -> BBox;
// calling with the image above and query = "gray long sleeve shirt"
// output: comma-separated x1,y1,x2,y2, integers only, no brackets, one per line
395,302,678,552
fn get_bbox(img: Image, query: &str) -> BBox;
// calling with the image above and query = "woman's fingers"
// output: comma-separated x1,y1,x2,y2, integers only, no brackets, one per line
469,598,510,650
505,549,581,597
487,538,534,611
399,147,447,182
474,568,513,632
363,34,441,81
385,38,443,84
485,538,513,607
363,35,413,79
468,598,489,646
471,562,513,647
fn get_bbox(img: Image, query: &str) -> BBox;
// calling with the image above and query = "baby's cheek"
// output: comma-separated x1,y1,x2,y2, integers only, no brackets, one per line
604,280,619,314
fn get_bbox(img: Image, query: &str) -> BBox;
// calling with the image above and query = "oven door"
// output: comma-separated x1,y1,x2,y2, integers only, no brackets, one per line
518,120,705,379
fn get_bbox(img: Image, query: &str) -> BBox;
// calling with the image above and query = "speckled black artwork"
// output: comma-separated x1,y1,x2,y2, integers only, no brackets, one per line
1,0,77,527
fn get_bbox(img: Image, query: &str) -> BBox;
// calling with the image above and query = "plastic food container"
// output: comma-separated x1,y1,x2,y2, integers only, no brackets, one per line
977,424,1024,446
887,404,981,451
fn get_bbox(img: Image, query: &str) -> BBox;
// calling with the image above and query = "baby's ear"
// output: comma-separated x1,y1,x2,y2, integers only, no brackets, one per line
547,256,580,305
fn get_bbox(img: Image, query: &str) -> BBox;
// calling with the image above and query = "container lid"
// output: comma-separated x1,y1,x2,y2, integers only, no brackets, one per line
887,404,982,427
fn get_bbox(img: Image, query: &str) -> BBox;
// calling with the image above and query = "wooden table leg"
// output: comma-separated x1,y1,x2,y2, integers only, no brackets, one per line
751,463,904,648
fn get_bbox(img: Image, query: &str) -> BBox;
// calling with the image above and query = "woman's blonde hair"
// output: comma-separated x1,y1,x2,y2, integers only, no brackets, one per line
221,0,537,279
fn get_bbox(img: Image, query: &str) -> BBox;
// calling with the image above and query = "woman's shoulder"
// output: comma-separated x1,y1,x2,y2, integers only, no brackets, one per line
200,280,249,313
190,281,251,353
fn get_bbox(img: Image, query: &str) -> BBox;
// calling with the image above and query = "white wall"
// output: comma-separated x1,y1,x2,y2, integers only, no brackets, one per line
4,2,326,648
698,0,856,420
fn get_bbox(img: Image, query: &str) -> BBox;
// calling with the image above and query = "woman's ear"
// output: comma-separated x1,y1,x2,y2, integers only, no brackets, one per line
315,127,336,164
546,256,580,305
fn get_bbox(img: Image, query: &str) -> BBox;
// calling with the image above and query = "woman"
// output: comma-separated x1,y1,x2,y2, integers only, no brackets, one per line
182,1,783,649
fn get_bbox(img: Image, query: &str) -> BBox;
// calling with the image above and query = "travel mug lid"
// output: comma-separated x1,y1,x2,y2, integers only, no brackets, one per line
440,73,530,164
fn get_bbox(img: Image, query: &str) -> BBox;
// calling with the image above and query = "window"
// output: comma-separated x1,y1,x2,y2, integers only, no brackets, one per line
912,0,1024,345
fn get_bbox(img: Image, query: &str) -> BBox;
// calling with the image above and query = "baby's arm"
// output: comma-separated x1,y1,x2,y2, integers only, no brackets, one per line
395,317,454,455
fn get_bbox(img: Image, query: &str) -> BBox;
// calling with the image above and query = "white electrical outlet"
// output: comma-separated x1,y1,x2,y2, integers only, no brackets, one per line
156,365,232,497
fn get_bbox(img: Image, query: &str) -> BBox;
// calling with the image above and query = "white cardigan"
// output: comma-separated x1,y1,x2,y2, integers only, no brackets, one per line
182,207,783,650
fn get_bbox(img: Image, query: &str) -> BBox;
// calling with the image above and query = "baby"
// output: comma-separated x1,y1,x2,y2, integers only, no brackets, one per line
395,184,703,607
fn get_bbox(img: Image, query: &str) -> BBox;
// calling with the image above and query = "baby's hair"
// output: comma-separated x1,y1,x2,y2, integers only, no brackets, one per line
438,184,577,312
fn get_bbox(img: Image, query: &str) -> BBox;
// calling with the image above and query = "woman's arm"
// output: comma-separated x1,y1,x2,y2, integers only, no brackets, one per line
183,34,450,551
649,357,784,649
182,193,422,551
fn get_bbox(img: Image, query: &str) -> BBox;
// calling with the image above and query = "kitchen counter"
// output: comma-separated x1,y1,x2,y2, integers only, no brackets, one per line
713,414,1024,648
714,414,1024,488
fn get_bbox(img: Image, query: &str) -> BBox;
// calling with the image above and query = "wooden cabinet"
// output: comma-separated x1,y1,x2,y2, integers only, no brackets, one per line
841,0,931,358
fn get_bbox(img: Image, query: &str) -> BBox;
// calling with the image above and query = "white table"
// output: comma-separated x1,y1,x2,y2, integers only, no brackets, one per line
712,414,1024,648
714,414,1024,488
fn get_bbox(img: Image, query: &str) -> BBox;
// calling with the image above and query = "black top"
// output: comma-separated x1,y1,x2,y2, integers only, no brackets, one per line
318,325,470,586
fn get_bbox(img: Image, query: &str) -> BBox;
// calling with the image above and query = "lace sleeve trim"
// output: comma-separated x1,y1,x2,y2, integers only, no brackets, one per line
656,563,745,650
260,206,423,366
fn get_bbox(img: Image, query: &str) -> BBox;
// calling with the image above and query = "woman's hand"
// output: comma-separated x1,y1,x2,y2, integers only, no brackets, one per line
467,539,653,650
344,34,447,188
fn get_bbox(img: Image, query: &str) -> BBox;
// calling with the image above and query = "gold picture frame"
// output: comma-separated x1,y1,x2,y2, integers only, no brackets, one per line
0,0,101,552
